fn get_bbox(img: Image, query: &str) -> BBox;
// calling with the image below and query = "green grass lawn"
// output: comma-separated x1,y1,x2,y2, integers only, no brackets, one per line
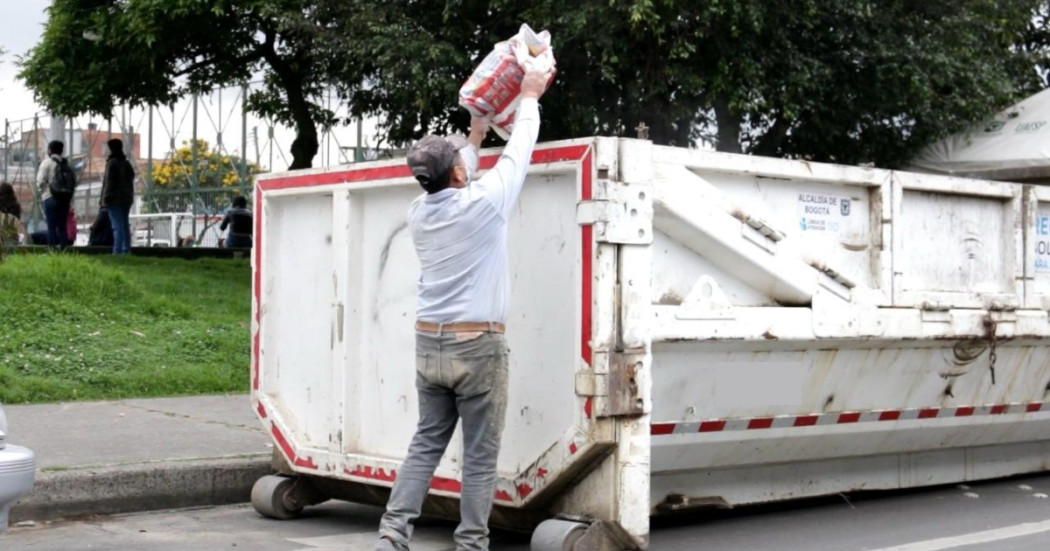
0,253,251,403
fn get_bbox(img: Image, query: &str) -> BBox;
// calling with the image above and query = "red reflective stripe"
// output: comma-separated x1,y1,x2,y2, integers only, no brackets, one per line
699,420,727,432
651,423,675,435
837,412,861,424
918,408,940,419
262,165,409,190
430,477,462,493
794,415,819,427
650,403,1050,437
580,150,593,367
748,418,774,430
252,185,263,391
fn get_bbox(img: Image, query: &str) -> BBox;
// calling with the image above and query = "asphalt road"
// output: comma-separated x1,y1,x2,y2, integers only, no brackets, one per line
6,472,1050,550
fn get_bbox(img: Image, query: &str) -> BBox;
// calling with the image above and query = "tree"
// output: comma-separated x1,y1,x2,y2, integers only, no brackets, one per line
332,0,1050,167
18,0,341,169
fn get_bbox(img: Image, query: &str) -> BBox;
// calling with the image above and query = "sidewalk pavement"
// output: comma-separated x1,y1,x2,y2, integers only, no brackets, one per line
6,394,273,523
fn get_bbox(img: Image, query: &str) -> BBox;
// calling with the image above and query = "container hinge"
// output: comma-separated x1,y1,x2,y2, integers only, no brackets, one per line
577,182,653,245
599,349,646,418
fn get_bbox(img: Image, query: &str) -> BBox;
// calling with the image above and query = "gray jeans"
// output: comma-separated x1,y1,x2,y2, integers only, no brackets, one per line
378,330,509,550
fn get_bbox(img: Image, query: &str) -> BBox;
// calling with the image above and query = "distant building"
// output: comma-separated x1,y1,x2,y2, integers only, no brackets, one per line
2,125,144,228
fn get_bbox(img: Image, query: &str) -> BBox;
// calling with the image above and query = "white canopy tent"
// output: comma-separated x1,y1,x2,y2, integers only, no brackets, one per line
910,88,1050,183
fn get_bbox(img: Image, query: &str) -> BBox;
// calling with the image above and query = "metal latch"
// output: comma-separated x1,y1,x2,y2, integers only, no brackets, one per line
605,350,646,417
575,350,646,418
577,181,653,245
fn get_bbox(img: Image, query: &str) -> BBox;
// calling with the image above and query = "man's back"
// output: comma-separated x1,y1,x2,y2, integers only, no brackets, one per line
408,97,541,325
221,207,253,235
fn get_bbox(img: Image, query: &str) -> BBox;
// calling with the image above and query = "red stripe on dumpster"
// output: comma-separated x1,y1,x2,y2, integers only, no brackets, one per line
699,420,727,432
793,415,819,427
748,418,774,430
252,332,261,391
878,411,902,421
918,408,940,419
259,145,592,191
838,412,861,423
650,423,675,435
345,466,514,503
650,402,1050,436
346,465,397,482
578,148,594,367
431,477,462,493
262,166,410,190
252,185,263,391
256,402,267,419
516,482,534,499
271,423,317,469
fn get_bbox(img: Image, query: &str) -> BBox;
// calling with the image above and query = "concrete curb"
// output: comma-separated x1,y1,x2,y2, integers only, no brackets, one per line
10,456,272,523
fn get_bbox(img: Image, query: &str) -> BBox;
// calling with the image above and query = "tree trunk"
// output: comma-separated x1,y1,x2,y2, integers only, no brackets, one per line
261,43,319,170
288,114,319,170
751,117,790,158
285,83,319,170
713,98,743,154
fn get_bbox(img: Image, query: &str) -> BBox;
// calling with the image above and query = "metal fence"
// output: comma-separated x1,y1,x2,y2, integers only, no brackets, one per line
2,82,385,246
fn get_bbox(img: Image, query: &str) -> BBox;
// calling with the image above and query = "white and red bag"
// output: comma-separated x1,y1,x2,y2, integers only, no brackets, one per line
459,24,556,139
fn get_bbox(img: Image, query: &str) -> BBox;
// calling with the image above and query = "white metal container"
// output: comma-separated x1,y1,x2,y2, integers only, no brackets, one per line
251,138,1050,549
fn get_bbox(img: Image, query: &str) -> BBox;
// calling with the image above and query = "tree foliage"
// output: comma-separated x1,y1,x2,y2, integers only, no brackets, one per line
152,139,261,191
19,1,1050,169
149,140,259,214
19,0,342,169
331,0,1049,167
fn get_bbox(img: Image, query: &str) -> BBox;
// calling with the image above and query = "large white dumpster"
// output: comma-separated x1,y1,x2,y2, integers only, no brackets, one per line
250,138,1050,550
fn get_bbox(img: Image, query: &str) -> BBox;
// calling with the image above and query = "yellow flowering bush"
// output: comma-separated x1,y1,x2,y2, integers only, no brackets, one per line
151,139,260,191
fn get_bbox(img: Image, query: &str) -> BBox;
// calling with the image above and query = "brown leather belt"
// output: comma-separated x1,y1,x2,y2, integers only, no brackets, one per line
415,321,505,334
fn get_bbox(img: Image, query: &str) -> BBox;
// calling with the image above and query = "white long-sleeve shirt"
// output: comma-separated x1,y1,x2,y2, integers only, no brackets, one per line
409,98,541,324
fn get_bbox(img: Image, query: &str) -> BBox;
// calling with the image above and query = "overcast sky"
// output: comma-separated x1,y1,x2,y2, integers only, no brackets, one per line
0,0,50,122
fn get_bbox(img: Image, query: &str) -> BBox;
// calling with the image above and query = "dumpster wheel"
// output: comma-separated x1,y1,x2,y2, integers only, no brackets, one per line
530,518,588,551
251,475,305,520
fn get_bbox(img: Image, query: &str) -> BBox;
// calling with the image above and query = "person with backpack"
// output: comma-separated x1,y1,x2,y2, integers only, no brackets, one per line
101,139,135,254
36,140,77,249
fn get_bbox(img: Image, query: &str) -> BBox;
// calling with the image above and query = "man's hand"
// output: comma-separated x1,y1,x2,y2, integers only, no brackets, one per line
521,65,554,100
468,116,489,149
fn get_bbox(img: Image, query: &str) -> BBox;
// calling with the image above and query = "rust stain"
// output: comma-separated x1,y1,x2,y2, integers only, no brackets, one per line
762,330,778,340
656,291,683,306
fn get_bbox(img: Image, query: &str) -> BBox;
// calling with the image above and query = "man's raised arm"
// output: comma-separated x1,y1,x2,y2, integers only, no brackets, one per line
477,66,554,218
